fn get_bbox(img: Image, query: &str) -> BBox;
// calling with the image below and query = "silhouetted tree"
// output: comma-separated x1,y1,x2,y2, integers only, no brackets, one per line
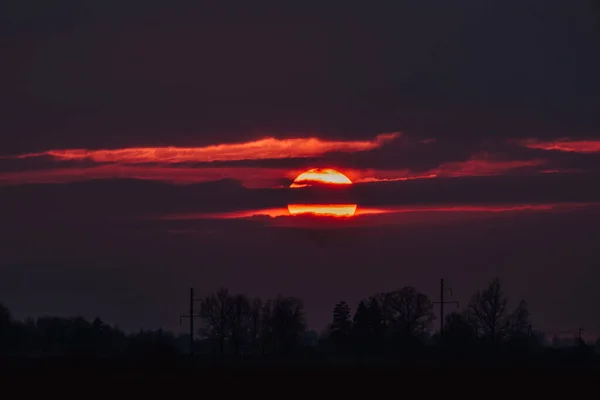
267,296,306,355
0,303,10,328
129,328,177,362
468,277,530,341
379,287,435,340
351,300,370,340
443,312,476,344
259,298,273,356
0,303,12,355
367,297,385,340
351,298,385,354
2,281,600,369
229,294,251,357
198,288,234,360
507,300,531,338
329,301,352,345
248,297,263,355
468,277,508,341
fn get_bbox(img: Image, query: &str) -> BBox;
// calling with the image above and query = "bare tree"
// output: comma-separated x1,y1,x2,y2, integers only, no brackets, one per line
248,297,263,355
259,298,273,355
468,277,530,341
507,299,531,337
468,277,508,341
381,287,435,339
229,294,251,357
197,288,234,359
268,295,307,355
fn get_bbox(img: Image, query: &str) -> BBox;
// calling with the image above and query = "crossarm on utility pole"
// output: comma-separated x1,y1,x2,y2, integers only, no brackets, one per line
433,279,459,339
179,287,203,361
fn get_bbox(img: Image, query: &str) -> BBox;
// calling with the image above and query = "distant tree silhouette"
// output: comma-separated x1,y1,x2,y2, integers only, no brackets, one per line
378,287,435,341
0,303,12,355
259,298,273,356
197,288,234,360
366,297,385,341
352,301,369,329
0,303,10,327
467,277,530,341
266,296,307,356
351,300,371,346
0,280,598,369
351,298,384,354
443,312,476,345
229,294,251,357
507,300,531,338
248,297,264,355
329,301,352,346
129,328,177,361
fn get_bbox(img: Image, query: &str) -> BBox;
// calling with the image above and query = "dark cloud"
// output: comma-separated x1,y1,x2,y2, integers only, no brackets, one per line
502,146,600,173
323,136,489,171
2,1,598,154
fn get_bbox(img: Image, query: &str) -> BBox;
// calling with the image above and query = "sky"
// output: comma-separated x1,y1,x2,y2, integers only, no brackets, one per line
1,1,599,337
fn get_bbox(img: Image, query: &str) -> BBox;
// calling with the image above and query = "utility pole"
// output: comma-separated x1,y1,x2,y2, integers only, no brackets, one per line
433,278,459,341
180,287,202,362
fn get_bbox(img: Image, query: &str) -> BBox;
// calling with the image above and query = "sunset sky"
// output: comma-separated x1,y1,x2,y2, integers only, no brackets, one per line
1,1,599,337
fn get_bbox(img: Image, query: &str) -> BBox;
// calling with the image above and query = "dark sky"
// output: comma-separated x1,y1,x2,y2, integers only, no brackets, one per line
1,1,599,337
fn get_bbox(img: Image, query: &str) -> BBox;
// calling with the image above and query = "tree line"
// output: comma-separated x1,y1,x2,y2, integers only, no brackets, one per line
0,277,598,367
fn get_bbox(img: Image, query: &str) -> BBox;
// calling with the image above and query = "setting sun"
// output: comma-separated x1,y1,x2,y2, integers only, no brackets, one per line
287,204,358,217
290,168,353,188
288,168,357,216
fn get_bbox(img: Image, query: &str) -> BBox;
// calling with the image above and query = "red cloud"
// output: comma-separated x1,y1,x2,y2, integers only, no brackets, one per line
0,155,548,188
162,203,597,228
352,157,546,183
432,157,545,177
517,138,600,153
11,133,400,164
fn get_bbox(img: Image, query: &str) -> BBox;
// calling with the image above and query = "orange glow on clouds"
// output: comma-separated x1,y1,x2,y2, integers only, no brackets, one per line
290,168,353,188
13,133,400,164
517,138,600,153
0,155,550,188
0,134,557,188
354,173,438,183
350,158,545,184
287,204,357,217
161,205,384,220
160,203,598,223
431,157,545,177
